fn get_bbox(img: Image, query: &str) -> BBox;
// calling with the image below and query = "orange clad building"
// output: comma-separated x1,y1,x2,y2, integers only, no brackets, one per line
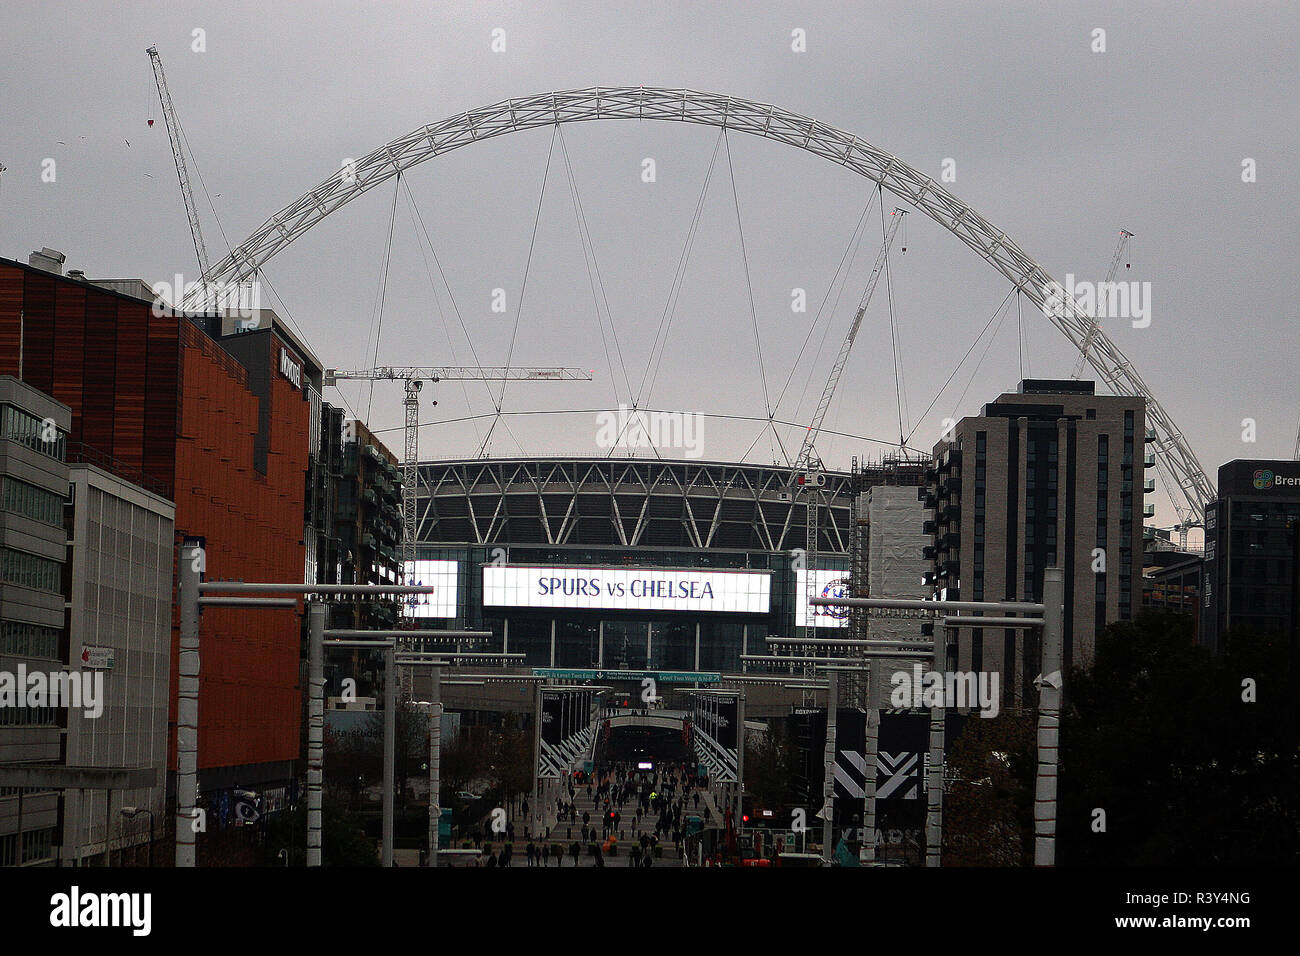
0,255,321,805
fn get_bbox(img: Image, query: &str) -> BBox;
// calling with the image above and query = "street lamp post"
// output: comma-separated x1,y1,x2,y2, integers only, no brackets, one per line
181,572,437,868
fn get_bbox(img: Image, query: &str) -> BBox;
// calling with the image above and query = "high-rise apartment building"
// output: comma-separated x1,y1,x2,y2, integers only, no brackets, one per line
924,380,1147,703
1201,459,1300,654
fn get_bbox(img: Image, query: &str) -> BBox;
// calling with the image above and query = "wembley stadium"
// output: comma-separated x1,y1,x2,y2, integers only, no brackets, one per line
404,456,926,695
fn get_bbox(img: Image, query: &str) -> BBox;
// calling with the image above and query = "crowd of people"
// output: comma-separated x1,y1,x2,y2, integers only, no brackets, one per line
470,761,711,867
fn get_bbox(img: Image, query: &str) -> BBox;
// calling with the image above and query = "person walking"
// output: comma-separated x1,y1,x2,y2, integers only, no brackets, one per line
569,841,580,866
526,841,536,867
542,844,550,866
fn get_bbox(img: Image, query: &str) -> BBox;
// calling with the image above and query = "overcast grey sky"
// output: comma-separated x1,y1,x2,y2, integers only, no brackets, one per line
1,0,1295,529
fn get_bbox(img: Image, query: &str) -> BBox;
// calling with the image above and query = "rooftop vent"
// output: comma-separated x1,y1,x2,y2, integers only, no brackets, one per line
29,247,66,274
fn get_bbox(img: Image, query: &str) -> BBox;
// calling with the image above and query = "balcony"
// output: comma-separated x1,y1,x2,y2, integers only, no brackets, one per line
1143,478,1155,493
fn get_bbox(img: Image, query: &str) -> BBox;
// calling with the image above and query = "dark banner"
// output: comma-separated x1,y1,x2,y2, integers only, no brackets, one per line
832,708,867,824
716,699,738,750
691,696,740,782
542,692,563,745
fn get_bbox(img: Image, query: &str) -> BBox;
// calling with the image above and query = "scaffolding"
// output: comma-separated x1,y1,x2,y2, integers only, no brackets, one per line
845,454,931,707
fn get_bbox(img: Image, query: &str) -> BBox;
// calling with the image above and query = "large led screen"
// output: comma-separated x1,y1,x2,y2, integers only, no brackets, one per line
483,566,770,614
795,568,851,628
402,560,459,618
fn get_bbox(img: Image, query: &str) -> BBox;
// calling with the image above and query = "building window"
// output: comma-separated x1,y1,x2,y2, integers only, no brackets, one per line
0,620,61,660
0,406,66,461
0,477,65,526
0,548,62,593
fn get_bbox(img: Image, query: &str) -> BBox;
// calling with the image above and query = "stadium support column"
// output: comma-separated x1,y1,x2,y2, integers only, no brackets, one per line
1034,567,1064,866
307,601,324,867
176,538,202,868
821,669,837,863
383,644,395,867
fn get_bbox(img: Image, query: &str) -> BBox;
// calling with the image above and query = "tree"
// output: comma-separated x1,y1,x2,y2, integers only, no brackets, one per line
494,717,535,813
364,696,431,810
942,710,1036,865
441,733,489,796
1058,610,1299,865
745,727,796,810
261,793,378,867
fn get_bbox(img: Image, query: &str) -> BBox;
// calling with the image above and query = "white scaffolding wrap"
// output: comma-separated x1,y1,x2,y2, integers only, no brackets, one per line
866,487,931,707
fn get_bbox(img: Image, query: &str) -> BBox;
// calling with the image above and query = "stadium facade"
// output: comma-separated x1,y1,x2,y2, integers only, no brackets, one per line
404,457,868,674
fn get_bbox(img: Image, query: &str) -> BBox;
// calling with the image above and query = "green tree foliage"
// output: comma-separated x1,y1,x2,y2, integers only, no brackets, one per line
942,710,1036,866
494,720,536,805
260,793,379,867
1059,610,1299,865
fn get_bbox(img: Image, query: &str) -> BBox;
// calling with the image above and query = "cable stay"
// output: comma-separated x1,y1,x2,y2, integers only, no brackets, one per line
721,130,781,466
556,124,632,410
906,285,1018,448
773,191,879,459
370,405,930,456
1071,230,1135,379
791,196,908,641
478,126,560,459
610,128,727,461
399,178,486,449
881,196,909,449
363,173,402,422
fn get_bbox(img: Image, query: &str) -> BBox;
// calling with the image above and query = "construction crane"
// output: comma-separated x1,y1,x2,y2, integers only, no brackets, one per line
147,45,210,299
323,366,593,576
1071,230,1134,379
792,207,907,640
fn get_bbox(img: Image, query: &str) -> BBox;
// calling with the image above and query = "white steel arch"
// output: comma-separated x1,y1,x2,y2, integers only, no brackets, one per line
194,87,1213,524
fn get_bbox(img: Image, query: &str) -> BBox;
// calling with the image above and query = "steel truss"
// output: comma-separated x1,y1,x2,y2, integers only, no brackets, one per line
414,457,850,552
190,87,1213,525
